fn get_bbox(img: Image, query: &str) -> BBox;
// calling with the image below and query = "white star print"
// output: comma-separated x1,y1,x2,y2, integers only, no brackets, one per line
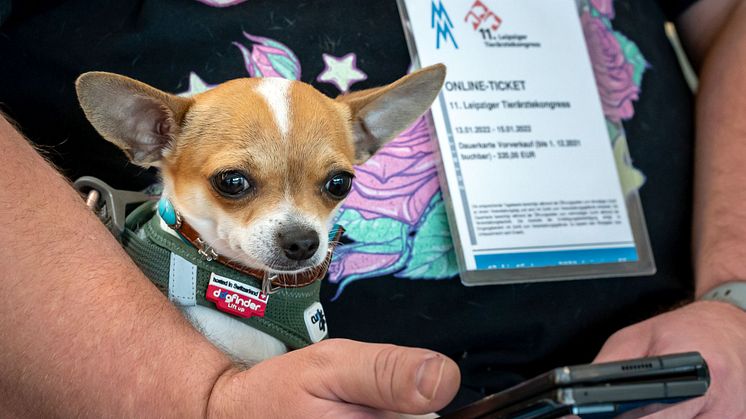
316,53,368,92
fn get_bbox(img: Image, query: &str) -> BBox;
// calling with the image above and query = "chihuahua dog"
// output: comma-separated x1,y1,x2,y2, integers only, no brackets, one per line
75,64,445,364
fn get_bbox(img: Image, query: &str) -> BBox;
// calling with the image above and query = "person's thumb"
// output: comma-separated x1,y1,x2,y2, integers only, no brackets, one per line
303,338,460,414
593,322,654,364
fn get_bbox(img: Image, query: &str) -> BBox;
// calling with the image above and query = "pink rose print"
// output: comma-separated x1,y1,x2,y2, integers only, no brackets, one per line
591,0,615,18
581,11,639,122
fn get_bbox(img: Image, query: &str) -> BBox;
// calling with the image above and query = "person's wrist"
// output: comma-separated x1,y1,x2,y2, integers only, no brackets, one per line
698,280,746,312
205,366,243,418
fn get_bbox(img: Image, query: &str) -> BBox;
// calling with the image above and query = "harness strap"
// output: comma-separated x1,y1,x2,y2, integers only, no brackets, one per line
168,253,197,306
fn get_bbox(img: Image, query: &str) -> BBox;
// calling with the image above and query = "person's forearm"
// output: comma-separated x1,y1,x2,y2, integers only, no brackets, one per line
691,1,746,296
0,117,232,417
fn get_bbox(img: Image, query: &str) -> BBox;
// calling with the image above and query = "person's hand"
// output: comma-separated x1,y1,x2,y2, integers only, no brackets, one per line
594,300,746,418
207,338,460,418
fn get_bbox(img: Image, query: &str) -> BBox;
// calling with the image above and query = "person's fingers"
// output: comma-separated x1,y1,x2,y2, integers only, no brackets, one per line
593,323,654,363
594,319,706,419
207,339,459,418
624,396,707,419
303,339,460,414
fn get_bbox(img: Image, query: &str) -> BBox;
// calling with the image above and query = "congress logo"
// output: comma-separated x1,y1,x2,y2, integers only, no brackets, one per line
464,0,502,40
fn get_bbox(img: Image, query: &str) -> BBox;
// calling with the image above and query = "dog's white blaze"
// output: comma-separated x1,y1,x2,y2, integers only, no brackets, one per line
256,77,292,139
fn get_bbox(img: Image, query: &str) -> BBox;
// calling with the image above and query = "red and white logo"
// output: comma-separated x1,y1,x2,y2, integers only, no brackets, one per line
464,0,502,32
206,273,268,318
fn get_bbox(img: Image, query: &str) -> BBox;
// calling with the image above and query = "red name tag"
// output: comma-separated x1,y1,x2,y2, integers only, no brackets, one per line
206,273,269,318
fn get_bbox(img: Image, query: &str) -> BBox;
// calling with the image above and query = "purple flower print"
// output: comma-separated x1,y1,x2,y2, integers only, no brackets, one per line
233,32,301,80
342,116,440,226
328,251,402,285
194,0,248,7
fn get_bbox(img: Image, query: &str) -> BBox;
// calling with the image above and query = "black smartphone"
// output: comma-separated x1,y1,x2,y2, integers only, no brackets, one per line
442,352,709,419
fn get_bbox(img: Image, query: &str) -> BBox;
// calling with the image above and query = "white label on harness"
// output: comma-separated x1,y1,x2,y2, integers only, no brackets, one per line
304,302,328,343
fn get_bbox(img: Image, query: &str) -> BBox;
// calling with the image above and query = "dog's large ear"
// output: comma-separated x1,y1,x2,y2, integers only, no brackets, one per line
75,72,193,167
336,64,445,163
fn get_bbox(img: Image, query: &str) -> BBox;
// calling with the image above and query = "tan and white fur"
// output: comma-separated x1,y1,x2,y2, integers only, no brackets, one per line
76,65,446,364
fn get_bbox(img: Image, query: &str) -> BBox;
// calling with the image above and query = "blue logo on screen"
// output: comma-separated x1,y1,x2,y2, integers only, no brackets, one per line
431,0,458,49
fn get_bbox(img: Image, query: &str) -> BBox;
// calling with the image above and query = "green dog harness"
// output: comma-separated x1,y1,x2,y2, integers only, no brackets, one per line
75,177,340,350
121,201,339,349
74,176,344,349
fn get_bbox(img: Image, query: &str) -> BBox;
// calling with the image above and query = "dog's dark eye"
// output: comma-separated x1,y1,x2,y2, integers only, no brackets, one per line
323,172,354,199
212,171,253,198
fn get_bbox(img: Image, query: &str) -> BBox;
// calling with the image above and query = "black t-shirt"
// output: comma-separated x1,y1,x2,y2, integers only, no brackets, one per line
0,0,698,410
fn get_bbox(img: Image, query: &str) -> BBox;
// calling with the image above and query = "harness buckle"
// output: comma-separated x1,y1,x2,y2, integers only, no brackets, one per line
195,238,219,261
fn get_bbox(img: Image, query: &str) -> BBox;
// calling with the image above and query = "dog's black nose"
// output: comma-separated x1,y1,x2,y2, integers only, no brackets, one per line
278,228,320,261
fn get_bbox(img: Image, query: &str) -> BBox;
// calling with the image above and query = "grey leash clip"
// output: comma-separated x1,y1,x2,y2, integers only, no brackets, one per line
262,272,282,295
74,176,155,237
